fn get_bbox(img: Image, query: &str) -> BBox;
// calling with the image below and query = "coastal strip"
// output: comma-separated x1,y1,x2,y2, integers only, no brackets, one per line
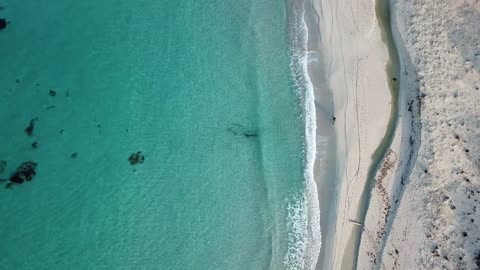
291,0,341,269
359,0,480,269
309,0,395,268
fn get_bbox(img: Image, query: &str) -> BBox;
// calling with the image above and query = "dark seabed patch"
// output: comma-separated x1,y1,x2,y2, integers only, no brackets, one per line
128,151,144,165
5,161,38,189
24,117,39,136
0,18,7,31
226,123,258,139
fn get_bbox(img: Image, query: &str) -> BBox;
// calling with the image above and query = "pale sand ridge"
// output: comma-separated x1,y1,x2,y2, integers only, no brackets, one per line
357,1,480,269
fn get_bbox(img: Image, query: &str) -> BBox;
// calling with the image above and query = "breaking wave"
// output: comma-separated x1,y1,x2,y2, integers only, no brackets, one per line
283,1,321,269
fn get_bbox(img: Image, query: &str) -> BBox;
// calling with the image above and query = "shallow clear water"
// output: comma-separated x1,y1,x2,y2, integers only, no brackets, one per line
0,1,312,269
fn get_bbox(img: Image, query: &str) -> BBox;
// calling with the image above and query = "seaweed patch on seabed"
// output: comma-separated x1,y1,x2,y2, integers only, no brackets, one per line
25,117,39,136
225,123,258,139
128,151,144,166
0,18,8,31
0,161,38,189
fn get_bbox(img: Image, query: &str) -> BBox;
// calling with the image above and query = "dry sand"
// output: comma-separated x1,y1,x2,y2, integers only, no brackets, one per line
307,0,395,268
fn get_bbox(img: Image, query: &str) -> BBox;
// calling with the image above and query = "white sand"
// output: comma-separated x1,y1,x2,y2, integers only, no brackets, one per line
355,0,480,269
307,0,480,268
309,0,394,268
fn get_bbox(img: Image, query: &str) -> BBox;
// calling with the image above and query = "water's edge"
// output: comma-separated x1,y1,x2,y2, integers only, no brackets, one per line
283,0,343,268
286,0,341,269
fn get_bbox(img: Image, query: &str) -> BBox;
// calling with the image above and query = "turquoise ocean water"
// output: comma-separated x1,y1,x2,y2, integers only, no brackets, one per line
0,1,319,269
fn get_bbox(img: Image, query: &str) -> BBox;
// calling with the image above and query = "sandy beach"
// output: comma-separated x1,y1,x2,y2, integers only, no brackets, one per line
307,0,480,268
304,0,397,268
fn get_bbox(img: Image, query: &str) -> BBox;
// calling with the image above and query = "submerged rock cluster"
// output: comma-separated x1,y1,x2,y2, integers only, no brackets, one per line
0,14,148,192
0,18,7,31
128,151,144,166
24,117,38,136
9,161,37,183
1,161,38,188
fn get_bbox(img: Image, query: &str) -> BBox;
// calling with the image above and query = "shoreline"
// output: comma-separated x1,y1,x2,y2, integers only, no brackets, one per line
302,0,340,269
286,0,341,268
285,1,323,269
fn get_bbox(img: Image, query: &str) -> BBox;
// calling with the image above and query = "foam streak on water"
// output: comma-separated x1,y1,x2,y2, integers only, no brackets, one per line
284,1,321,269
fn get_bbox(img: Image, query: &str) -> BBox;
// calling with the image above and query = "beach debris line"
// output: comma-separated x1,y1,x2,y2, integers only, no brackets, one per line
226,123,257,139
24,117,39,136
128,151,144,166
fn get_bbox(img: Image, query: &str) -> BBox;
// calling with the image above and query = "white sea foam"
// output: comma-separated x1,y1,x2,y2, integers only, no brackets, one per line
283,1,321,269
